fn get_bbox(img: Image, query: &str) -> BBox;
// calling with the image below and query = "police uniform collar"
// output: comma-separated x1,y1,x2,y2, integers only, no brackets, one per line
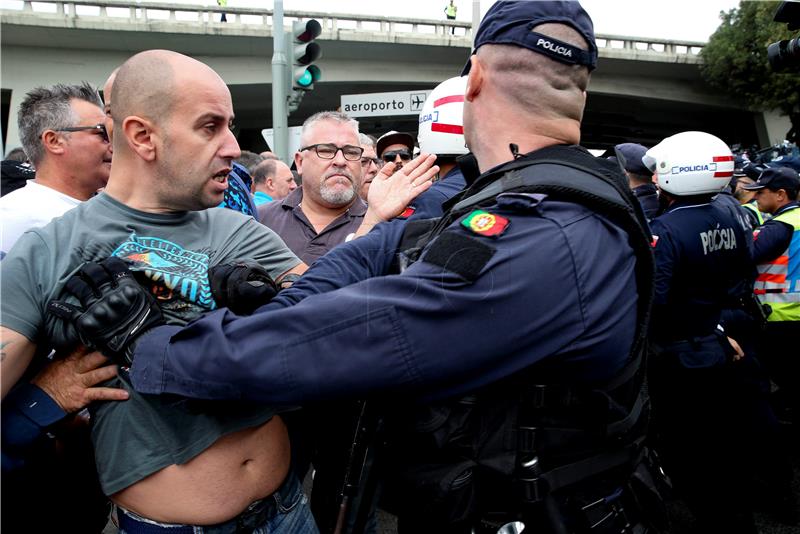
442,145,594,213
456,152,480,186
632,183,657,196
665,194,714,211
774,200,800,217
471,144,588,191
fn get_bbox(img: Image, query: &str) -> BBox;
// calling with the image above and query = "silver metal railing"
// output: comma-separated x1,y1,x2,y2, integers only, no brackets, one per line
1,0,705,57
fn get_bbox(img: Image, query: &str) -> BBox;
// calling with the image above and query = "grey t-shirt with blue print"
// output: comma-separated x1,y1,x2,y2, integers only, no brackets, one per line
0,193,300,494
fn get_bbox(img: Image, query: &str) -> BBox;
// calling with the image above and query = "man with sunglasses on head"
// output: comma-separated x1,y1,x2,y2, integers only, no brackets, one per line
0,82,112,257
376,130,415,172
0,82,117,532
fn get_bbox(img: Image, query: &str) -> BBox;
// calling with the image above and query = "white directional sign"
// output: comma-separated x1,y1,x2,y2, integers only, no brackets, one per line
341,90,432,118
262,127,303,156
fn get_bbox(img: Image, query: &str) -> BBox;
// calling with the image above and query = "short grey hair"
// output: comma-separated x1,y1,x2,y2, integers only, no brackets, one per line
235,150,264,174
359,133,376,148
300,111,359,147
17,82,103,166
251,159,277,187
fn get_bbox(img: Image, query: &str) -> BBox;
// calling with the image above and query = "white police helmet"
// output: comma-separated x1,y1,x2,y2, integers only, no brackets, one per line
642,131,734,196
417,76,468,157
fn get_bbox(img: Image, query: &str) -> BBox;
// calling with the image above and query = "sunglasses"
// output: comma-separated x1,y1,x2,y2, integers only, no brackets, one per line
55,123,109,143
382,150,412,163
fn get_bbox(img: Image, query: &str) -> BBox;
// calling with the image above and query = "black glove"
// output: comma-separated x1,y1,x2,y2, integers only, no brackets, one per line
209,259,278,315
47,258,164,366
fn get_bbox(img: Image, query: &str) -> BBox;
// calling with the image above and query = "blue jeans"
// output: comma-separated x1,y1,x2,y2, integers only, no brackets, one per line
118,473,318,534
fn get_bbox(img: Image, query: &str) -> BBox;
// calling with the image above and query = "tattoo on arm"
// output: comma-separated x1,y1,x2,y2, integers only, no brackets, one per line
0,341,10,363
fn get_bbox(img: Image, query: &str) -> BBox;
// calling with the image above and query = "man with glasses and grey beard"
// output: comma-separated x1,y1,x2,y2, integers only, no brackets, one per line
258,112,368,265
0,82,112,257
258,111,435,266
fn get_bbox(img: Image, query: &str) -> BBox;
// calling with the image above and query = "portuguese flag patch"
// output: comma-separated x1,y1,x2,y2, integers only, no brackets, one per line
399,206,416,219
461,210,509,237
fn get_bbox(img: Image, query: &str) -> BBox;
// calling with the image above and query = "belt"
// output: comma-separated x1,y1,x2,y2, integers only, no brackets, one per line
117,474,299,534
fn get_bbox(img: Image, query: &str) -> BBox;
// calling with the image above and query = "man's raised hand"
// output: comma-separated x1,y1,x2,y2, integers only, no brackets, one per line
358,153,439,236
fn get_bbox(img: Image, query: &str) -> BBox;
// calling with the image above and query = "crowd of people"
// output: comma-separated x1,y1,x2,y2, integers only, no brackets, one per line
1,1,798,533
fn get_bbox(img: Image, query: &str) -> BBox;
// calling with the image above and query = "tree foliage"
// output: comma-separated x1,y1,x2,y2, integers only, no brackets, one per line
700,1,799,118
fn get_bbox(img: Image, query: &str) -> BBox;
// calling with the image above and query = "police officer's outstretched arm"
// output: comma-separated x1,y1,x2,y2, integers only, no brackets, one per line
123,194,636,404
272,218,409,308
49,196,634,405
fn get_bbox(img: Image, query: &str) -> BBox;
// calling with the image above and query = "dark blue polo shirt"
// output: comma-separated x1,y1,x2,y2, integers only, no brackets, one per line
258,187,367,266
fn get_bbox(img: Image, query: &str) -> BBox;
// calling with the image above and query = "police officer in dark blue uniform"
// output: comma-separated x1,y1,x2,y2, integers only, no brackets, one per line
643,131,760,534
612,143,659,220
52,2,666,532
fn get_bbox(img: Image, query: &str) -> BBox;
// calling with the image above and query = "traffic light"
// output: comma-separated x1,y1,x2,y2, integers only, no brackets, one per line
290,19,322,91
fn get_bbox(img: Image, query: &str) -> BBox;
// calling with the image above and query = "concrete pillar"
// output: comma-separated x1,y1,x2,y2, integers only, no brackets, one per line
5,85,25,154
472,0,480,46
755,109,792,147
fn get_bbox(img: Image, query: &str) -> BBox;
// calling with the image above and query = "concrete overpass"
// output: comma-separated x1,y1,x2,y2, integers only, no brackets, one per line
0,0,790,154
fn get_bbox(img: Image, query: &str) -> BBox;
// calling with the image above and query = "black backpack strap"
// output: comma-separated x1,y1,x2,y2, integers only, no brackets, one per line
453,156,654,373
453,160,629,213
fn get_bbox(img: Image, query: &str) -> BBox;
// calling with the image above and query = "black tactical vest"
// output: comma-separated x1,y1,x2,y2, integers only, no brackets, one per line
380,146,666,534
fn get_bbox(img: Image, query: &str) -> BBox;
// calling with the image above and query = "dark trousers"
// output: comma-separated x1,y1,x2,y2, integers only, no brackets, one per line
286,403,377,534
1,417,110,533
758,320,800,426
649,337,758,534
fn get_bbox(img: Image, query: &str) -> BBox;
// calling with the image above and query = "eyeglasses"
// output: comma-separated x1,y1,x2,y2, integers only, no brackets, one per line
360,156,382,167
300,143,364,161
382,149,412,163
55,124,109,143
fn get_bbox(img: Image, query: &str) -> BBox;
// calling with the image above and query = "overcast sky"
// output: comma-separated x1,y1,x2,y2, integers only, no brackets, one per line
1,0,743,42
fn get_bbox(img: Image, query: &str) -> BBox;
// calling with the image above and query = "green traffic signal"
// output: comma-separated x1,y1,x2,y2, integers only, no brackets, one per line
297,65,321,88
297,69,313,88
291,19,322,91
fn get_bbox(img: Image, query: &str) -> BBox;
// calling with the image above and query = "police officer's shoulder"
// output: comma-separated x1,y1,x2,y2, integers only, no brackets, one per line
418,195,540,282
647,211,680,240
762,213,795,232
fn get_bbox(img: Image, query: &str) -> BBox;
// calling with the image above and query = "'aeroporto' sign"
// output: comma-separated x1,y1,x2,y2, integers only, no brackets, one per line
341,90,432,118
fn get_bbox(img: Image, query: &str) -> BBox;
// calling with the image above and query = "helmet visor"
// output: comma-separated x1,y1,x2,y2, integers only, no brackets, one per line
641,153,658,174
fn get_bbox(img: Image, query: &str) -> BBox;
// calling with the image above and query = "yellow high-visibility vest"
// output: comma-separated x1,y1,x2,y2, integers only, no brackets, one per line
754,206,800,322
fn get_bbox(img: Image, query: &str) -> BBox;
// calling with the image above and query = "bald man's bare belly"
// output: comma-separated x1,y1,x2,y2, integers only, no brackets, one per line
112,417,290,525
